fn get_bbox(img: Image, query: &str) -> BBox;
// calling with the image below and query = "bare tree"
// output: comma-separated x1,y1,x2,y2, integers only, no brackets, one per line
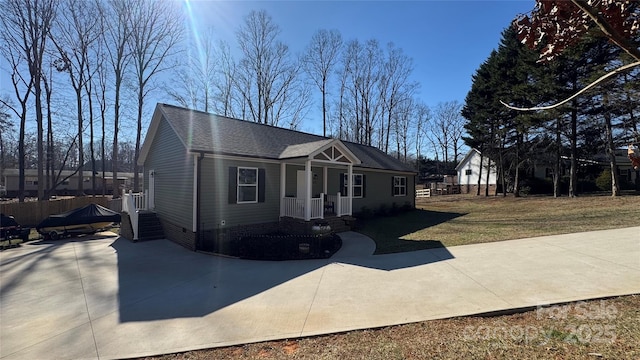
414,101,431,172
0,103,14,188
167,28,217,112
0,0,56,201
102,0,133,198
340,39,384,145
433,101,464,167
95,45,109,196
235,10,307,128
51,0,102,196
380,42,417,153
394,97,415,162
128,0,183,191
447,100,466,164
335,42,354,140
214,40,238,118
302,29,342,137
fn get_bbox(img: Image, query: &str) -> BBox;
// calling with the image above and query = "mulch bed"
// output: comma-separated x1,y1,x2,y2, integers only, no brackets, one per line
237,232,342,260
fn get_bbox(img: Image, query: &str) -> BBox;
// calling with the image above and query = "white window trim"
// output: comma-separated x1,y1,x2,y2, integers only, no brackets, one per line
237,167,258,204
344,173,364,199
393,176,407,197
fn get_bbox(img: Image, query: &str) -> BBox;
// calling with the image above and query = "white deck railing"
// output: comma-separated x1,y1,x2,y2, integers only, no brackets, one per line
327,193,351,217
310,197,323,219
416,188,431,198
122,190,148,241
281,195,325,220
281,197,304,219
337,194,351,216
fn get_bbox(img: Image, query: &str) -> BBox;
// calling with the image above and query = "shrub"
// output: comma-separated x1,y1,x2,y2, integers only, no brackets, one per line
595,169,611,191
401,201,414,212
238,232,342,261
389,202,399,215
377,203,388,217
357,206,373,219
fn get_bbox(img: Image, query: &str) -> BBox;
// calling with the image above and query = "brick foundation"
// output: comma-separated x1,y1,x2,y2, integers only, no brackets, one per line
159,217,197,251
459,184,497,195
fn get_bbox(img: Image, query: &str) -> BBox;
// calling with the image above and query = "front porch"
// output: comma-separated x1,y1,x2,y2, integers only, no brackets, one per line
278,139,360,221
280,193,352,220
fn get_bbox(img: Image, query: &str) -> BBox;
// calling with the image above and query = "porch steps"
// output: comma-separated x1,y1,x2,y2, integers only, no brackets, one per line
323,216,355,233
137,211,164,241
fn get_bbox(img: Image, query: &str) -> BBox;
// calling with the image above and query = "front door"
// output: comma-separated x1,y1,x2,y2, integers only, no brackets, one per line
296,170,306,198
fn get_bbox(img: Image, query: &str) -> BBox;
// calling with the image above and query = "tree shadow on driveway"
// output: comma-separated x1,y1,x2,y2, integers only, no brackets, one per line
357,209,466,254
112,232,455,322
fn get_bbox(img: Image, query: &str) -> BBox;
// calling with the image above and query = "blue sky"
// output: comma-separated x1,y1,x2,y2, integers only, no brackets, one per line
0,1,536,139
185,0,536,134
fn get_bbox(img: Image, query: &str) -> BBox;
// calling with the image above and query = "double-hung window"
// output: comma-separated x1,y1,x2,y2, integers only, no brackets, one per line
237,167,258,203
343,173,363,198
393,176,407,196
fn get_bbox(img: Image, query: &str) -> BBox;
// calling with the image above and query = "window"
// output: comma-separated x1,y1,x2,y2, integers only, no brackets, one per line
237,167,258,203
393,176,407,196
343,173,364,198
465,169,472,176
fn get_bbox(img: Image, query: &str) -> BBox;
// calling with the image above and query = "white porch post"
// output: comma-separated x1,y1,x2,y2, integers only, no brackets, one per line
323,166,328,194
304,160,312,221
347,164,353,215
280,163,286,217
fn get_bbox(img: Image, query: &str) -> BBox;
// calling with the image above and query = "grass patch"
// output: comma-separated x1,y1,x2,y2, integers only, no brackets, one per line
0,229,40,249
140,294,640,360
360,195,640,253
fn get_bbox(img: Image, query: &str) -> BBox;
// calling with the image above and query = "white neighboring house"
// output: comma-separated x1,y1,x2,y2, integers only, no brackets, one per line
456,149,497,194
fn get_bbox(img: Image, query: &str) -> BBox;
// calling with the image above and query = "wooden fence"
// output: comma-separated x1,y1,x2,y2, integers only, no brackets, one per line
0,197,110,226
415,188,431,198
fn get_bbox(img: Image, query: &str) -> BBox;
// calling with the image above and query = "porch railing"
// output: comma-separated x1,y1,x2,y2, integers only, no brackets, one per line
327,193,351,217
281,195,325,220
281,197,304,219
122,190,147,241
310,197,323,219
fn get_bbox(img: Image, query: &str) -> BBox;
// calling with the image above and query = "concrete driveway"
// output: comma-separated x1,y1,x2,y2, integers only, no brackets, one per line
1,227,639,360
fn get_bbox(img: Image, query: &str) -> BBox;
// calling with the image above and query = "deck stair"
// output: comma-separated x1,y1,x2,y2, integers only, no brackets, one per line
137,211,164,241
322,216,355,233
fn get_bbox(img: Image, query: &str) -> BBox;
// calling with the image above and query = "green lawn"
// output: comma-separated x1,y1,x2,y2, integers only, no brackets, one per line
359,195,640,254
0,229,40,249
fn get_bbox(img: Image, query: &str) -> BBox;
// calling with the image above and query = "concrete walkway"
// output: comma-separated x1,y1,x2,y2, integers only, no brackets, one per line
1,227,639,360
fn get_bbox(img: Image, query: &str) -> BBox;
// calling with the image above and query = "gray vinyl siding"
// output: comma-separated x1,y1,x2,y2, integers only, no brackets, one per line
144,119,194,230
327,168,415,213
200,158,281,230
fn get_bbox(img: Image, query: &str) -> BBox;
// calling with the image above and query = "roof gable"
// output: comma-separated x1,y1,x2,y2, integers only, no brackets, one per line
455,148,482,171
280,139,361,165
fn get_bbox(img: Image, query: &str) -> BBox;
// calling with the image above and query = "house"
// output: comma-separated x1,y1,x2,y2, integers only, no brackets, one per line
532,150,639,190
1,169,139,197
135,103,416,251
455,149,497,194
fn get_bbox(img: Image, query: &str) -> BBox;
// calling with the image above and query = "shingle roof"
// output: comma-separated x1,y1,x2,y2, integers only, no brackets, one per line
157,103,415,173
